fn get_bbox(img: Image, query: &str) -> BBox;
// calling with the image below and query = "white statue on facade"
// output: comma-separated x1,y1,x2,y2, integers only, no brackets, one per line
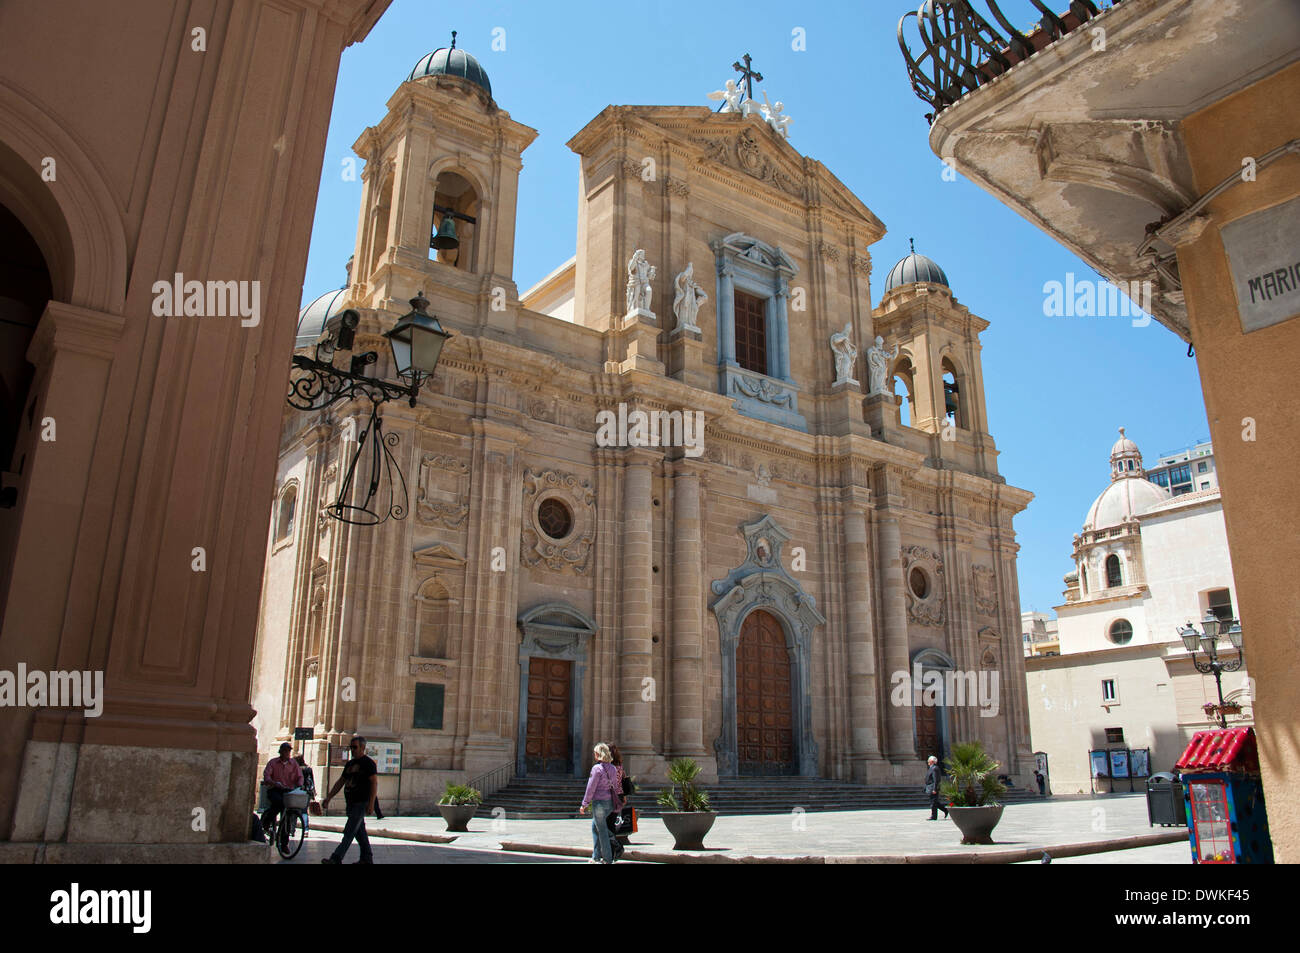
830,322,859,386
625,249,656,315
707,78,745,114
760,91,793,139
866,335,900,395
673,262,707,334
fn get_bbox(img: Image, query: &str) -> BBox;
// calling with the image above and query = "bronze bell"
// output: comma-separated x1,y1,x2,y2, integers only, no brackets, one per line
944,379,960,417
431,213,459,250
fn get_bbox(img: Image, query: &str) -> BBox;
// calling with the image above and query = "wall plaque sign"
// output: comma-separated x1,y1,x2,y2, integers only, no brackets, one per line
1221,196,1300,333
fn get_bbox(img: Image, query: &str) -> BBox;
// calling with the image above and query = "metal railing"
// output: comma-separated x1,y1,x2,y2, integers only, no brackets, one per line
467,761,515,800
897,0,1113,123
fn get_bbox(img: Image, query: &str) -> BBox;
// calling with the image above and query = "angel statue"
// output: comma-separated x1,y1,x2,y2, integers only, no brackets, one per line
866,335,900,396
760,91,793,140
707,78,746,114
673,262,708,334
830,323,858,385
625,249,656,314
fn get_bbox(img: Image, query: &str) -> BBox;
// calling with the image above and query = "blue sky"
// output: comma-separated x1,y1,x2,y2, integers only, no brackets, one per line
299,0,1210,620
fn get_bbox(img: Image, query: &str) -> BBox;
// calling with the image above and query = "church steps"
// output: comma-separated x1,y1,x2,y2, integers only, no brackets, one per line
471,776,1042,818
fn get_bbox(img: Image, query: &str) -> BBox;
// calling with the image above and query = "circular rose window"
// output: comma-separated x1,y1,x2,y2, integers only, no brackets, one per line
909,567,929,599
537,497,573,540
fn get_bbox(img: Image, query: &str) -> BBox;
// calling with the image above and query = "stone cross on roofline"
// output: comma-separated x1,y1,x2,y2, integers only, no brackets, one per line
733,52,763,101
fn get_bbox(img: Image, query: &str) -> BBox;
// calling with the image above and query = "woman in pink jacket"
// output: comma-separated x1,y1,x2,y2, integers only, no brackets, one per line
579,742,622,864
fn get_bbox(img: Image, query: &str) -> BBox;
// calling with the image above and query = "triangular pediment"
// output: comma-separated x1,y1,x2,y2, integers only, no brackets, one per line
569,105,884,236
413,543,466,568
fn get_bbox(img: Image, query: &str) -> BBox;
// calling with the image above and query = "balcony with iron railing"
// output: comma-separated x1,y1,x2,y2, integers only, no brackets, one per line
897,0,1121,123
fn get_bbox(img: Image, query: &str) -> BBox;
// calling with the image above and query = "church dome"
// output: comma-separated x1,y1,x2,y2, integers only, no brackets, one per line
883,249,950,293
296,288,349,348
1083,428,1169,530
407,33,491,95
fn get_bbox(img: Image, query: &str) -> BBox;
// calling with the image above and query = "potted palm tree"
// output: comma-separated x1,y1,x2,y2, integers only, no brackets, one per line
656,758,716,850
436,781,482,832
940,741,1007,845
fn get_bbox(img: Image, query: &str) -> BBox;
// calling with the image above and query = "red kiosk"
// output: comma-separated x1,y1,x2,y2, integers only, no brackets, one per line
1174,727,1273,864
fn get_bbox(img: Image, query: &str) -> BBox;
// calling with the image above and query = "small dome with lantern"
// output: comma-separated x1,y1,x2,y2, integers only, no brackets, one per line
296,258,354,348
883,240,950,293
407,32,491,96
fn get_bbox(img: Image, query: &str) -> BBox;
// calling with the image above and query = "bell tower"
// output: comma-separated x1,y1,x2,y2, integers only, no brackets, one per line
347,33,537,330
873,246,997,476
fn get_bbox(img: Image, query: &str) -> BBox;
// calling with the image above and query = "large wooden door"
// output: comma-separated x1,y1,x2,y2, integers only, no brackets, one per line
736,610,795,775
916,702,940,761
525,658,571,774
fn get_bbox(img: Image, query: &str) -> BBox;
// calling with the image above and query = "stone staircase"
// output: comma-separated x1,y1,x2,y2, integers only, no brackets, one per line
475,775,1044,819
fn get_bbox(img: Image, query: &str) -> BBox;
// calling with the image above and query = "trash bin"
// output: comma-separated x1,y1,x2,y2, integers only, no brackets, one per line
1146,772,1185,827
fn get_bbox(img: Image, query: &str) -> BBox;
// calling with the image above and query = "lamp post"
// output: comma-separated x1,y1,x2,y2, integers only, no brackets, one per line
286,291,451,525
1178,612,1245,729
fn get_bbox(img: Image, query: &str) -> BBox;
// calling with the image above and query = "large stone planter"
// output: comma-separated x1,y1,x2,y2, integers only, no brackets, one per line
948,804,1004,845
437,804,478,832
661,811,717,850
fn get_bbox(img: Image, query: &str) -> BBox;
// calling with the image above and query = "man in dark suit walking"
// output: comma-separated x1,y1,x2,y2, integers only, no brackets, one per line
925,755,948,820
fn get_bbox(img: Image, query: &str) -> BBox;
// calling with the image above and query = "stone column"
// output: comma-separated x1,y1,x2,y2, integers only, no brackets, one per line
843,503,882,775
670,464,706,756
620,450,656,769
878,517,914,759
460,419,525,775
716,261,736,366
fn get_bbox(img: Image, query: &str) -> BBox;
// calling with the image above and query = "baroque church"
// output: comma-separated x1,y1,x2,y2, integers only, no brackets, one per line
250,39,1035,808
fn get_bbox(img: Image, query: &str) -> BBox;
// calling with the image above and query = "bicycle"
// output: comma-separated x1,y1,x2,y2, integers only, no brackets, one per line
263,787,310,860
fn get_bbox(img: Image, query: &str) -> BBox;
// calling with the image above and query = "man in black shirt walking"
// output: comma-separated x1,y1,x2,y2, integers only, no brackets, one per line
321,735,378,864
925,755,949,821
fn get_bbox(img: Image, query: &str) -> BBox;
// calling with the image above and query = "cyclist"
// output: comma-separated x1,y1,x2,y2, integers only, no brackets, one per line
261,742,304,838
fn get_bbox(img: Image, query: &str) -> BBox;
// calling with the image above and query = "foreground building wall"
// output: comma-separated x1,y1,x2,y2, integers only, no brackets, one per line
0,0,390,859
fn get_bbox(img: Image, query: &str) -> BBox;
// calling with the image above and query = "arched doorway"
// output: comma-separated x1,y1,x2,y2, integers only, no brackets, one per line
0,201,51,482
911,647,955,763
736,609,796,776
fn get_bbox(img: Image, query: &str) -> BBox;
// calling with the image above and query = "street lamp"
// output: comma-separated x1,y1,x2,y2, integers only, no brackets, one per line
383,291,452,392
286,292,452,525
1179,612,1245,729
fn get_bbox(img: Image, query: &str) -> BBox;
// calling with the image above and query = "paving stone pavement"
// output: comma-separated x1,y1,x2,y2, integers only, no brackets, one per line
311,792,1191,861
274,830,592,864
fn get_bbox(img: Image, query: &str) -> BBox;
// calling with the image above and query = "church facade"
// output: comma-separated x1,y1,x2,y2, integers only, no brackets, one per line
250,42,1035,809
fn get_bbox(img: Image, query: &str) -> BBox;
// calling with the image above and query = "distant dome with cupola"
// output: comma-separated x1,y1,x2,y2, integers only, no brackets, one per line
1082,427,1170,531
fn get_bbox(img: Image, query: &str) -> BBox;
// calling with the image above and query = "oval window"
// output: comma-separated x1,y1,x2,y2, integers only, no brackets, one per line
537,497,573,540
909,567,929,599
